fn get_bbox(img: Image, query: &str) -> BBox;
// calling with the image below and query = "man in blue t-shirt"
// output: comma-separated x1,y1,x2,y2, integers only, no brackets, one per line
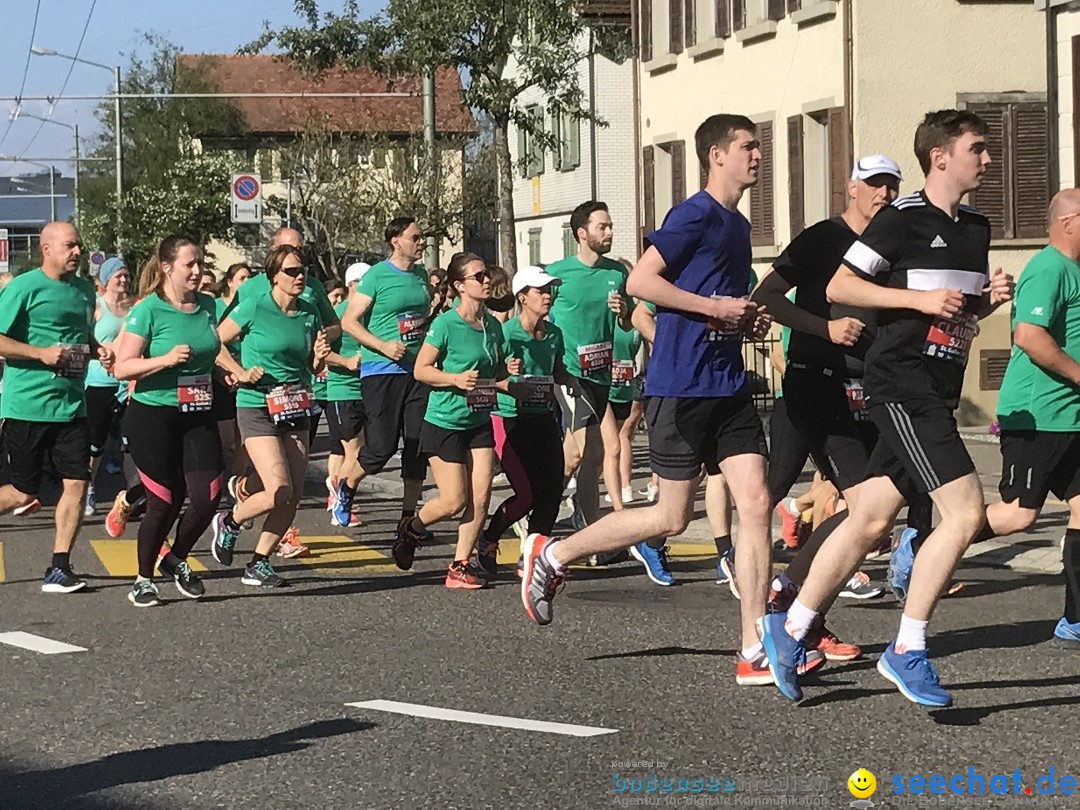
520,114,804,688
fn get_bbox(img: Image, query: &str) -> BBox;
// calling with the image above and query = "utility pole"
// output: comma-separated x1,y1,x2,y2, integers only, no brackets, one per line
113,65,123,252
422,71,438,269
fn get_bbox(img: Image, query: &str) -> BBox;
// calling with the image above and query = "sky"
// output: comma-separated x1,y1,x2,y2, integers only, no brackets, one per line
0,0,384,175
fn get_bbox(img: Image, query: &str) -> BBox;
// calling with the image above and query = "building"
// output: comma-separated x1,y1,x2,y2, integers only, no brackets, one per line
637,0,1048,423
0,171,76,272
505,1,638,265
1044,0,1080,190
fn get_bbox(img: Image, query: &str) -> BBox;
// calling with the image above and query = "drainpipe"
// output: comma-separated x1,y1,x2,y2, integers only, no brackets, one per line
843,0,854,163
630,0,642,250
589,28,599,202
1047,0,1060,191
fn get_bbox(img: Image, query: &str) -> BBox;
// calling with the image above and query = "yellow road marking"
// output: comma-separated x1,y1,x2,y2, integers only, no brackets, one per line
295,536,395,573
0,541,5,582
89,539,208,577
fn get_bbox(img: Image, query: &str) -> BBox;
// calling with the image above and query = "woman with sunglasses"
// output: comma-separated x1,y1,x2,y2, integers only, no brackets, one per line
210,245,330,588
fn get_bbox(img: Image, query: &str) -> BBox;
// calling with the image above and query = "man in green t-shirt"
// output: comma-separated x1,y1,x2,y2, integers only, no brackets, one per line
985,188,1080,649
547,200,632,528
0,221,112,594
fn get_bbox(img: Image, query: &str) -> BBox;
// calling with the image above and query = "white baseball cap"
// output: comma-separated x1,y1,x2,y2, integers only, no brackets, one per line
851,154,902,182
344,262,371,285
511,265,560,295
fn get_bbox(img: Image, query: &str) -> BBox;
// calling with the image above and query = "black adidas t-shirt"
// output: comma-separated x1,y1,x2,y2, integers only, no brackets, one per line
841,191,991,408
773,216,875,376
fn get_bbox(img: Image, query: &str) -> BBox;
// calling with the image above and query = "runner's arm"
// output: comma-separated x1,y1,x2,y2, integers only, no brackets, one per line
0,334,55,363
752,270,829,339
627,247,716,316
412,341,467,389
112,330,181,380
341,292,392,355
1013,322,1080,386
827,265,961,316
631,302,656,344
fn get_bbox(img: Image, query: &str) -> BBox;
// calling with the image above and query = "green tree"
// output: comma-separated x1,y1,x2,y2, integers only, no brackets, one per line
248,0,631,270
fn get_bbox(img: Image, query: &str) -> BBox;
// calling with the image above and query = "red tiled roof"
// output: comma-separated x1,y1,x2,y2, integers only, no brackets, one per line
176,54,476,136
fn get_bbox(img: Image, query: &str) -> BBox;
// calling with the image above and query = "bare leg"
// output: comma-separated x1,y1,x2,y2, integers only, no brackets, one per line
705,473,733,539
54,478,88,553
718,454,772,651
253,431,309,557
418,456,468,536
599,406,626,510
574,423,604,523
453,447,494,561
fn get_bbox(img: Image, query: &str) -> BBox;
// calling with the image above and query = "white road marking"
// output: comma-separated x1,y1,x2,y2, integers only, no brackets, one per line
0,631,87,655
345,699,617,737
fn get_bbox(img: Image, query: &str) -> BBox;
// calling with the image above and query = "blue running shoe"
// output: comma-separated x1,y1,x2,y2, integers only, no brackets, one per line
888,528,917,605
1051,616,1080,649
876,642,952,707
629,541,674,586
756,612,805,701
331,480,354,527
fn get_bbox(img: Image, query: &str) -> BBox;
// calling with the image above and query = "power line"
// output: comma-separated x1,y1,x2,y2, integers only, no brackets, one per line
0,0,44,152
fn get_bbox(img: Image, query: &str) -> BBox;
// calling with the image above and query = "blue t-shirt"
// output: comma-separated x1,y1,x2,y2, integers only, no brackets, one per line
644,191,753,398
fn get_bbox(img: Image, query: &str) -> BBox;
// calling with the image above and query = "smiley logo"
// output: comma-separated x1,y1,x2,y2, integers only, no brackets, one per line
848,769,876,799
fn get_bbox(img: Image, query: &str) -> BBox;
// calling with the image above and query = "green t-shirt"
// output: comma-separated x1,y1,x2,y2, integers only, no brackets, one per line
223,271,336,329
327,299,363,402
357,259,431,377
494,318,564,418
422,308,504,431
546,255,628,382
997,246,1080,431
609,322,642,404
124,293,221,409
226,293,321,410
0,268,96,422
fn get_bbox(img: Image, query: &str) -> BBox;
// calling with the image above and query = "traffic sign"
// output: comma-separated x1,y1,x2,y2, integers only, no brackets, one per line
88,250,106,273
230,173,262,224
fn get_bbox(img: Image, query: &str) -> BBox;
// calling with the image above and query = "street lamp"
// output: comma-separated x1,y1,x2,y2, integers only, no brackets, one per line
13,112,80,229
0,155,57,221
31,45,122,250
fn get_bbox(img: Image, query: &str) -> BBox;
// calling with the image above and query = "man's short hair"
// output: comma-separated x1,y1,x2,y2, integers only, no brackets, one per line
385,216,417,245
570,201,609,242
913,110,988,175
695,114,757,172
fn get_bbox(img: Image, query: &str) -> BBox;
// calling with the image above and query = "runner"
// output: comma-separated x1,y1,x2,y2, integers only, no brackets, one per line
213,262,251,487
757,110,1013,705
983,188,1080,649
602,309,642,512
210,244,330,587
112,236,223,606
0,221,109,592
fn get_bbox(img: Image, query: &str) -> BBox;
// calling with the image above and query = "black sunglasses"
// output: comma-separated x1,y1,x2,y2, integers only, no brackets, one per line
280,265,307,277
464,271,490,283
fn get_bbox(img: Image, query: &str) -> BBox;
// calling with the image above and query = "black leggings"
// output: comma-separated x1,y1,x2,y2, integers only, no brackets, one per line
485,413,564,542
86,386,125,458
124,401,224,578
767,396,811,507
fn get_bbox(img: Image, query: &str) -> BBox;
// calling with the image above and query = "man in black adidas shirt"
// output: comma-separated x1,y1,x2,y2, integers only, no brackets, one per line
758,110,1014,707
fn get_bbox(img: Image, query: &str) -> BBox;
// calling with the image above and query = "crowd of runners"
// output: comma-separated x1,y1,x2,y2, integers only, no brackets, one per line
1,108,1078,709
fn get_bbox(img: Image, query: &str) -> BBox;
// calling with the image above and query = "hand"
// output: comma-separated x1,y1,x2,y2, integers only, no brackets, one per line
380,339,407,362
827,316,866,347
167,344,192,367
238,365,264,385
222,371,239,390
95,345,115,369
988,267,1014,306
313,330,331,362
506,357,522,376
346,354,360,372
37,344,67,367
916,289,965,319
746,309,773,340
607,292,627,318
707,296,757,327
454,370,479,391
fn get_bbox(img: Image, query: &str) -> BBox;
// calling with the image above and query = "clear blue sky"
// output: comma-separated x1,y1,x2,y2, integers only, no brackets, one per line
0,0,383,174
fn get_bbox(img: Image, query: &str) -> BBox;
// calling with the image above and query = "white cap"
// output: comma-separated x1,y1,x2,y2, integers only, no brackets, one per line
851,154,902,182
511,265,560,295
344,262,371,286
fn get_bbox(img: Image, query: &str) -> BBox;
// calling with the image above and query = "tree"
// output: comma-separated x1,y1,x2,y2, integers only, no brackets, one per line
248,0,632,271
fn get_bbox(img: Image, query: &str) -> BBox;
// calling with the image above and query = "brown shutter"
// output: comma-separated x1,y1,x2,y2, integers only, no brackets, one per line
768,0,785,21
684,0,696,46
788,115,805,238
641,0,653,62
827,106,848,216
716,0,731,37
671,140,687,205
669,0,683,53
787,0,801,12
750,121,775,246
969,104,1008,238
732,0,745,31
643,146,656,233
1012,102,1050,239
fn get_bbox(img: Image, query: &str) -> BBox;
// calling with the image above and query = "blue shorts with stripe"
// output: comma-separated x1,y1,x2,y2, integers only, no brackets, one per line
865,400,975,494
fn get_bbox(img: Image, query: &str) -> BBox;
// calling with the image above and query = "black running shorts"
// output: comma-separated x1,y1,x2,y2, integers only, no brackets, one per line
865,400,974,494
998,430,1080,510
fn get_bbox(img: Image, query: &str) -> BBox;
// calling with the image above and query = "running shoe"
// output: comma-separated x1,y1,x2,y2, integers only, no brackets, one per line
41,566,87,594
804,618,861,661
604,486,635,505
768,577,799,613
83,486,96,518
564,494,586,530
521,533,566,626
331,507,362,528
945,580,966,597
515,555,525,578
157,555,205,599
331,479,356,527
586,548,630,566
511,518,529,544
888,527,917,605
227,475,254,530
105,491,131,538
241,559,287,588
876,642,951,707
839,571,884,600
775,498,800,549
755,612,807,701
276,526,310,559
629,541,674,586
639,482,659,503
104,455,122,475
736,647,826,686
211,512,239,567
14,498,41,517
719,547,739,599
325,476,336,512
445,560,487,590
1051,616,1080,649
476,539,499,576
392,516,423,571
127,578,161,607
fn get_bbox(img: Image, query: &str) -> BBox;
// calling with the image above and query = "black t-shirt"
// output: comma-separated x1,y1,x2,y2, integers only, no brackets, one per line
841,191,991,408
773,216,875,376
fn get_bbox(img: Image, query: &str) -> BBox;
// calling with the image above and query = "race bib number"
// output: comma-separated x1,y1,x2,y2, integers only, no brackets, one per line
266,384,312,424
177,374,213,413
578,341,612,373
705,295,745,344
522,374,555,405
315,369,328,384
56,343,90,378
467,378,497,412
611,359,634,386
396,312,427,343
923,312,977,365
843,379,868,422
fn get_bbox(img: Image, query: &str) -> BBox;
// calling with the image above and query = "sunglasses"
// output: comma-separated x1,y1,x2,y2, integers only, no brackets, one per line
463,271,490,283
280,265,307,277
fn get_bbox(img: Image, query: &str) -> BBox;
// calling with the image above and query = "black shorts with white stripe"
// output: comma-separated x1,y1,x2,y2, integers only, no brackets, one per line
864,400,974,494
998,430,1080,510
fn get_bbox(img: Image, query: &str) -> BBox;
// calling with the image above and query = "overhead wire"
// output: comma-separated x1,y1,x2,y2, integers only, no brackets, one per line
0,0,44,152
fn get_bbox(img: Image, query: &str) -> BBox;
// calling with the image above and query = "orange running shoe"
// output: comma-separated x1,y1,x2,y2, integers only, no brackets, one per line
445,559,487,590
804,618,861,661
736,647,826,685
276,526,309,559
105,491,131,537
775,499,799,548
14,498,41,517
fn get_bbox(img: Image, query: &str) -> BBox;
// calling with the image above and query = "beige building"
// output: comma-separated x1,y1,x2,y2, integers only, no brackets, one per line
638,0,1049,422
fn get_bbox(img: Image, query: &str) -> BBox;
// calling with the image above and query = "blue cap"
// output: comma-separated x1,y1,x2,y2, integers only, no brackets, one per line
98,257,127,287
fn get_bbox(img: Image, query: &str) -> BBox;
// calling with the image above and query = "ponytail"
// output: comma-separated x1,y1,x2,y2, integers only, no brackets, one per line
136,235,198,301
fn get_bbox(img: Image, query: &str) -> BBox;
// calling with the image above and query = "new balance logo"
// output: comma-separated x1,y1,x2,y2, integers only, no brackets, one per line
930,235,948,248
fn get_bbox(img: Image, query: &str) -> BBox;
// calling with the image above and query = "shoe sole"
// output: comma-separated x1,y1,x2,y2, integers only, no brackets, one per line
127,591,160,607
42,581,87,594
1050,635,1080,649
241,575,287,587
820,647,861,662
520,533,550,626
838,589,884,600
628,545,674,586
875,657,951,707
736,670,774,686
755,616,803,702
277,547,310,559
445,578,486,590
720,558,739,599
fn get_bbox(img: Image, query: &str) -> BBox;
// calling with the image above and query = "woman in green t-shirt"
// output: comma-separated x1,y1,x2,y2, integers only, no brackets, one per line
113,236,224,608
210,244,331,589
402,252,512,589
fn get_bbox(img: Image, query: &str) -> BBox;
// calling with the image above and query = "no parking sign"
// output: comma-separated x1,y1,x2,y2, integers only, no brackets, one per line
230,173,262,224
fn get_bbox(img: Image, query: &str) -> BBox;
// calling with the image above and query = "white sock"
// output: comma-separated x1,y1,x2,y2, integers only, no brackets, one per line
784,598,818,641
741,642,764,661
895,614,928,652
543,543,566,574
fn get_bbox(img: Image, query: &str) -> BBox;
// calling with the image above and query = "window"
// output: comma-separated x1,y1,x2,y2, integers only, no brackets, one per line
529,229,542,265
553,111,581,171
787,108,847,238
733,0,785,30
643,140,687,235
669,0,684,53
641,0,653,61
562,224,576,257
967,100,1049,239
715,0,731,37
748,120,775,246
516,106,546,178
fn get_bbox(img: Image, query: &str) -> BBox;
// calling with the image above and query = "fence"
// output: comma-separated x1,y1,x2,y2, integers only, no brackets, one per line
744,332,783,413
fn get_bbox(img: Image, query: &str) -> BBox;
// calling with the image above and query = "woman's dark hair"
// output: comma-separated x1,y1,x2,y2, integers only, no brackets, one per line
435,251,485,303
323,277,345,296
486,265,514,312
137,235,199,300
263,244,305,285
218,262,251,297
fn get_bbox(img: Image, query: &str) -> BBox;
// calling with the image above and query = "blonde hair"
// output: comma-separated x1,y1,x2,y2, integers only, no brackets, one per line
136,235,199,300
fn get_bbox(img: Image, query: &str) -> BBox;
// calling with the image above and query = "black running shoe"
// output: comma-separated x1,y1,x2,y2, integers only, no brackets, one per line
127,579,161,607
241,559,287,588
392,516,422,570
158,555,205,599
41,566,86,594
476,539,499,576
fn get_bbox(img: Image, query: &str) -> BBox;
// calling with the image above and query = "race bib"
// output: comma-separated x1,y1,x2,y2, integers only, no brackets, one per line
396,312,427,343
56,343,90,378
578,341,612,373
177,374,213,413
467,378,497,412
923,312,977,365
611,359,634,386
843,379,868,422
705,295,745,344
266,383,312,424
315,369,328,384
522,374,555,405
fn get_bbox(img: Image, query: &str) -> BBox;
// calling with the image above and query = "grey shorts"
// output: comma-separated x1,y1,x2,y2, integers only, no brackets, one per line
236,407,312,441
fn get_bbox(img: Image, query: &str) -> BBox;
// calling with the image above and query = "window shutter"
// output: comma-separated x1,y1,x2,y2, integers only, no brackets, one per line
750,121,775,246
968,104,1008,238
671,140,687,205
517,126,527,179
669,0,684,53
715,0,731,37
551,111,563,170
684,0,696,47
531,107,546,176
568,115,581,168
827,106,848,216
641,0,653,62
643,146,656,233
1012,102,1050,239
788,115,805,238
768,0,785,21
732,0,745,31
787,0,801,12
